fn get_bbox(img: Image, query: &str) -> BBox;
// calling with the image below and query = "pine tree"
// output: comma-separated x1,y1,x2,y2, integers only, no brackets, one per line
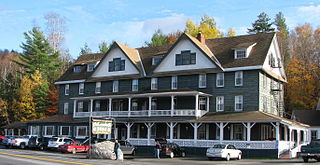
248,12,275,34
274,12,290,68
145,29,167,47
18,27,61,84
79,43,92,55
99,41,110,54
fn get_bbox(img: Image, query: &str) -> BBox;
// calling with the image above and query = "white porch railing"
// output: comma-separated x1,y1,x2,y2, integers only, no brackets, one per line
74,109,206,118
127,138,277,149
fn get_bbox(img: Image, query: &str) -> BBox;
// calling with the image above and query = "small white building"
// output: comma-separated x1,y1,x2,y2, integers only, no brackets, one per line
292,109,320,141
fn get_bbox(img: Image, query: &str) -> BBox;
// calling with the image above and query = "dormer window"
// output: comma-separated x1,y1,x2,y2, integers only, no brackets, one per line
87,63,95,72
176,50,196,65
152,55,164,65
235,49,246,59
109,58,125,72
233,42,256,59
74,66,81,72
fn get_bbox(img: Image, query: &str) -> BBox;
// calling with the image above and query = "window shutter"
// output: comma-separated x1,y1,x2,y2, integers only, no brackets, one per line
109,61,114,72
120,60,125,70
176,54,182,65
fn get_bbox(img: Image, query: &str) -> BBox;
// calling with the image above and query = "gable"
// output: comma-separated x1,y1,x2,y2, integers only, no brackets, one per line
91,47,139,78
262,35,286,81
154,38,217,73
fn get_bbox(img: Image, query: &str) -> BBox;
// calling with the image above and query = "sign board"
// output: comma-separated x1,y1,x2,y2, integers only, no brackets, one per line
92,119,113,134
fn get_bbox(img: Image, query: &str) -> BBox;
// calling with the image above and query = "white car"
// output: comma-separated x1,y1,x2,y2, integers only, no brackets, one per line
47,137,73,150
206,144,242,161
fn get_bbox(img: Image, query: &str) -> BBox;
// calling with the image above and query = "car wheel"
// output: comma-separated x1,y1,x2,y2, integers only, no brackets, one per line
72,148,77,154
181,152,186,157
317,158,320,162
39,146,44,150
208,157,213,161
238,154,242,160
303,157,309,163
226,154,230,161
20,143,25,149
170,152,174,158
131,150,135,156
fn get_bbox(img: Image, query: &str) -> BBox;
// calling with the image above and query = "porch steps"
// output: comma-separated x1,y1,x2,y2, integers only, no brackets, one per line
279,150,290,159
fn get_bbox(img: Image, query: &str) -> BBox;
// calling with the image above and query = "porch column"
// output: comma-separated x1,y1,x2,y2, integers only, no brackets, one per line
284,125,288,141
148,96,152,117
297,130,301,145
4,129,7,136
271,122,280,141
166,122,177,143
90,99,94,114
145,123,154,145
216,122,228,142
171,96,175,117
125,122,133,140
18,129,21,136
206,96,210,112
195,94,199,117
73,100,77,117
191,123,202,143
128,97,131,117
242,122,255,142
108,98,112,117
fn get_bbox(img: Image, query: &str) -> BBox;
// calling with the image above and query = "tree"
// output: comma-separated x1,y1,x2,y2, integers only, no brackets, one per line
274,12,290,68
18,27,61,84
31,70,49,118
248,12,275,34
145,29,167,47
44,12,67,53
79,43,92,55
185,15,220,39
99,41,110,54
45,89,58,116
227,28,236,37
0,99,9,126
166,31,183,44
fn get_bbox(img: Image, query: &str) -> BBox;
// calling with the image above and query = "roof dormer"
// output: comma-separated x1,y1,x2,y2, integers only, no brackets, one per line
73,65,82,72
87,61,100,72
233,42,256,59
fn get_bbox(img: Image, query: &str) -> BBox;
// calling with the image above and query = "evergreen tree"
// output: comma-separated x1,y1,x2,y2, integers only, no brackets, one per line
274,12,289,37
99,41,110,54
18,27,61,84
145,29,167,47
274,12,290,68
248,12,275,34
31,70,49,118
79,42,92,55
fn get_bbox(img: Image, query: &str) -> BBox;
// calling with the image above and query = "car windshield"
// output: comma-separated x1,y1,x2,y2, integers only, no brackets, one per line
64,141,73,145
311,140,320,145
212,144,226,149
49,138,58,141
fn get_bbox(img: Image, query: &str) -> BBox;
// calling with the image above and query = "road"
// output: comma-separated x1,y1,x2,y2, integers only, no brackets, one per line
0,147,319,165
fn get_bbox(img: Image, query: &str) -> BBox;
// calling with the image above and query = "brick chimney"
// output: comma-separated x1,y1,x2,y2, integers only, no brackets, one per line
197,32,205,44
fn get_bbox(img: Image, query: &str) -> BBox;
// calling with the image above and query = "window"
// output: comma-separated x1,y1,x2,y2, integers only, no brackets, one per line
30,126,40,135
235,49,246,59
64,102,69,114
87,63,95,72
78,101,83,112
175,50,196,65
199,74,206,88
65,84,69,95
263,74,267,88
232,124,244,140
269,54,276,67
113,80,119,92
132,100,138,111
95,101,100,111
151,99,157,110
132,79,138,91
171,76,178,89
199,97,206,110
216,96,224,112
74,65,81,72
76,126,88,137
235,95,243,111
311,130,318,140
79,83,84,95
109,58,125,72
235,71,243,86
95,82,101,94
44,126,55,136
216,73,224,87
151,78,158,90
59,126,70,136
152,55,163,65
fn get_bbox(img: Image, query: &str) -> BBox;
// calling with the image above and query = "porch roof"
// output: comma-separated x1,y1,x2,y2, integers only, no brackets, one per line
26,114,87,124
2,121,27,129
70,89,212,100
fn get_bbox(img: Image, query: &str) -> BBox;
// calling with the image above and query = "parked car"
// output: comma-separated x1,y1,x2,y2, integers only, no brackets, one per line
28,137,50,150
299,139,320,163
1,136,16,148
10,135,33,149
0,135,5,144
206,144,242,161
47,137,73,150
156,138,185,158
118,140,136,157
58,140,90,154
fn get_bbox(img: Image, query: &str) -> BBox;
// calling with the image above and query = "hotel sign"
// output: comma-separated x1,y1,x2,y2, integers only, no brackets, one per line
92,119,113,134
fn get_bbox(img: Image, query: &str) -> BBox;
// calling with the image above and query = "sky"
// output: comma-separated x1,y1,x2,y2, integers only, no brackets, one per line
1,0,320,58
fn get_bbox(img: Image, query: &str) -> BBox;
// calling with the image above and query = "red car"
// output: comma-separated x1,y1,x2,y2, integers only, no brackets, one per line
58,141,90,154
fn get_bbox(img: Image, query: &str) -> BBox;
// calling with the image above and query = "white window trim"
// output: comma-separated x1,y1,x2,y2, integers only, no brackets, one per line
151,78,158,90
79,83,84,95
44,126,55,136
63,102,69,114
199,74,207,88
65,84,69,95
76,126,88,138
216,73,224,87
171,76,178,90
234,49,247,59
235,71,243,86
216,96,224,112
59,126,70,136
113,80,119,92
95,82,101,94
235,95,243,111
87,63,95,72
132,79,138,91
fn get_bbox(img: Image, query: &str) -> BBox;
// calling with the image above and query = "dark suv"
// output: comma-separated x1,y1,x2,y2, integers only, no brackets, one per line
28,137,50,150
155,138,186,158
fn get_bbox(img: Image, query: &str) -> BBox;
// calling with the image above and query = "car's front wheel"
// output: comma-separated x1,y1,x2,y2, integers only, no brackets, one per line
303,157,309,163
20,143,25,149
208,157,213,161
72,148,77,154
226,154,230,161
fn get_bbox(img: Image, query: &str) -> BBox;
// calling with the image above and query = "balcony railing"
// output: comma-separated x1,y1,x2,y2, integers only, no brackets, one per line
74,109,206,118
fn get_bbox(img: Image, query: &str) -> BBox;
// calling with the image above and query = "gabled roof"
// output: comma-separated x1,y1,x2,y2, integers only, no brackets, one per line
292,110,320,126
116,42,144,75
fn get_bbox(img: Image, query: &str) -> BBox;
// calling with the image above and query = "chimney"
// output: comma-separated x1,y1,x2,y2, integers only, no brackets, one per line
197,32,205,44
